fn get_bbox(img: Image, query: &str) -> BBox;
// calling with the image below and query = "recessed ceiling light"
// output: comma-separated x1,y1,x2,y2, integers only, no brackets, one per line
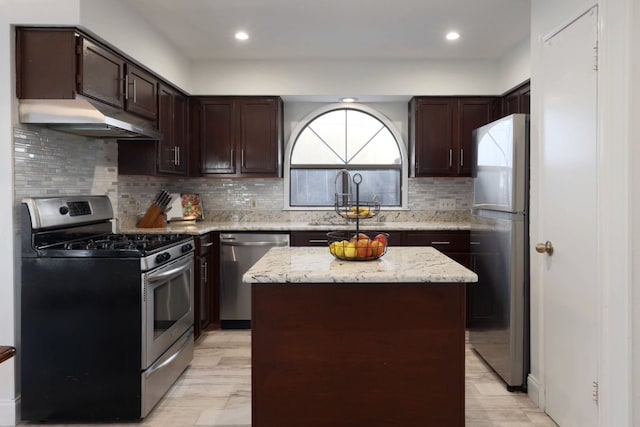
446,31,460,41
339,97,358,103
235,31,249,41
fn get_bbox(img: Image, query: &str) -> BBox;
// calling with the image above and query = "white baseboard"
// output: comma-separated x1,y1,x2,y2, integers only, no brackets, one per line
527,373,544,409
0,398,17,427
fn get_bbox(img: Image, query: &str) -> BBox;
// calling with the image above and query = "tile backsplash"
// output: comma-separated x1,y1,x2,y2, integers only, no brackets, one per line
13,126,472,223
14,126,118,210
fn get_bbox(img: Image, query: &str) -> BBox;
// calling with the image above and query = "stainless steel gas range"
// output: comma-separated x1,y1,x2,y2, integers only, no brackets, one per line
20,195,195,422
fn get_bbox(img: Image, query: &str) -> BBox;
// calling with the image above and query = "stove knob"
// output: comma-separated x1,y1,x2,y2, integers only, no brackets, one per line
181,243,193,253
59,206,69,215
155,252,171,263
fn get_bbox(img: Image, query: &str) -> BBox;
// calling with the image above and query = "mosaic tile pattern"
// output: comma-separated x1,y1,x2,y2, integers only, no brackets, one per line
13,126,118,212
12,125,472,226
117,175,473,218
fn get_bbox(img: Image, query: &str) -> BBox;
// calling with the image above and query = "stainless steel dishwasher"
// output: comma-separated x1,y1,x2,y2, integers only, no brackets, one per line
220,233,290,329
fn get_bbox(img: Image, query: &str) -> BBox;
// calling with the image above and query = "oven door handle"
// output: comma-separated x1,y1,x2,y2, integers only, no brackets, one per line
147,257,192,283
144,330,192,376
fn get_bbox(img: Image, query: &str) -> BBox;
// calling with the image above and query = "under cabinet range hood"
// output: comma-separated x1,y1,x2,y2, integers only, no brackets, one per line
18,98,163,139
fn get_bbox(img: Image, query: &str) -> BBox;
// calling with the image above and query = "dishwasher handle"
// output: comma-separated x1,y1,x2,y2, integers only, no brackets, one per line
220,240,289,247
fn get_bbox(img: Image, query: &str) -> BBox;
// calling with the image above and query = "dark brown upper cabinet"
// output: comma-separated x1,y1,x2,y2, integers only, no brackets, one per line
16,27,158,122
409,96,494,177
497,80,531,118
157,84,188,175
195,96,283,178
124,64,159,121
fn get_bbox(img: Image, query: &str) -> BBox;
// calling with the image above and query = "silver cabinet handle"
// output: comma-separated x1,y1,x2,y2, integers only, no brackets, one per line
431,241,451,245
132,78,137,103
460,148,464,167
309,239,328,243
201,242,214,247
176,146,180,165
449,149,453,168
221,240,289,247
124,74,130,100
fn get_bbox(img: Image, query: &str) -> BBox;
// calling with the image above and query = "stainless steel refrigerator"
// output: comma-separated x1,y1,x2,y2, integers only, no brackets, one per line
469,113,529,391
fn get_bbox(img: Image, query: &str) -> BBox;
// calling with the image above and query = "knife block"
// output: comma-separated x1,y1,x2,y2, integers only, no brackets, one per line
137,205,167,228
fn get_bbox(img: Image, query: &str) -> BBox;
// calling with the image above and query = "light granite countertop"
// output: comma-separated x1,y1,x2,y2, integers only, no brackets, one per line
117,220,470,235
242,246,478,284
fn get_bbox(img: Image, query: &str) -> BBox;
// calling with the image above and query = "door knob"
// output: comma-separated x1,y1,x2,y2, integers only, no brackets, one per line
535,241,554,255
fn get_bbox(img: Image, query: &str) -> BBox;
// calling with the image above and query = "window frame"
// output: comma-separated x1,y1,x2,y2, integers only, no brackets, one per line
284,103,408,210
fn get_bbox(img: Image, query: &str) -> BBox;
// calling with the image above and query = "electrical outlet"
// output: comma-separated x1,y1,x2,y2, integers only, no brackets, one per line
250,199,257,209
438,198,456,210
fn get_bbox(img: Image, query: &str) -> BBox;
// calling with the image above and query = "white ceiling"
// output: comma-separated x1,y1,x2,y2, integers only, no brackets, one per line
123,0,531,61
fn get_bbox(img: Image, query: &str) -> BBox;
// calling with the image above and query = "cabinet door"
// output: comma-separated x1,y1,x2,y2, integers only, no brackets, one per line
173,93,188,174
80,38,125,108
411,98,456,177
157,85,175,174
238,98,281,175
124,64,158,121
16,28,78,99
457,98,493,176
519,84,531,114
201,100,235,174
157,85,188,175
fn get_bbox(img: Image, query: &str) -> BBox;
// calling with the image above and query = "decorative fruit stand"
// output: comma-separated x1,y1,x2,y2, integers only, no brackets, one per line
328,171,388,261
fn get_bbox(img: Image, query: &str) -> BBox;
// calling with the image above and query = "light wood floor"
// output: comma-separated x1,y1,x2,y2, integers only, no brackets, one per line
20,330,557,426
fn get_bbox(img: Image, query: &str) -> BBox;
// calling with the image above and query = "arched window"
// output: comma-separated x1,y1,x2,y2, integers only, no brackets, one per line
286,104,406,208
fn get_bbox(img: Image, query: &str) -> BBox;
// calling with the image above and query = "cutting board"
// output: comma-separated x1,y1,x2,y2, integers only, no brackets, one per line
167,193,204,222
166,194,184,221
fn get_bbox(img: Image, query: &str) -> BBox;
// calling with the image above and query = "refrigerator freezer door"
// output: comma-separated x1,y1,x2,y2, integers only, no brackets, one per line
468,209,528,389
472,114,528,213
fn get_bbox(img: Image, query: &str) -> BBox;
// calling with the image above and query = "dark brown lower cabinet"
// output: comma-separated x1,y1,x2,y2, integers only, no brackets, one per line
194,232,219,339
252,283,466,427
290,230,406,247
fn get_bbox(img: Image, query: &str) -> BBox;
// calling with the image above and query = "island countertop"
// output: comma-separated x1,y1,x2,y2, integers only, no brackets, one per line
243,246,477,284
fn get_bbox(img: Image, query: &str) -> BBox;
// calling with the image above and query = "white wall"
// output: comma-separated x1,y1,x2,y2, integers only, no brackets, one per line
190,58,502,97
78,0,192,92
632,1,640,424
498,36,532,93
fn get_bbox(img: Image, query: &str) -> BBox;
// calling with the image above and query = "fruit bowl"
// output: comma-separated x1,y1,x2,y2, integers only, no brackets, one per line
334,200,380,220
327,231,389,261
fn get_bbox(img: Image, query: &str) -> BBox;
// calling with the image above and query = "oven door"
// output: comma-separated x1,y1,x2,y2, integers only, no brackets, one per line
142,253,194,368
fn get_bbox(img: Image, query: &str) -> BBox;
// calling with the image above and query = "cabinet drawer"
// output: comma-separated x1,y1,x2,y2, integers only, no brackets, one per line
197,233,215,256
405,231,469,253
291,231,406,247
290,231,329,247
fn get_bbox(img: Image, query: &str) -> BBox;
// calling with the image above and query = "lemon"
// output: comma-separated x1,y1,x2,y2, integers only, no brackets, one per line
334,241,347,257
344,242,357,259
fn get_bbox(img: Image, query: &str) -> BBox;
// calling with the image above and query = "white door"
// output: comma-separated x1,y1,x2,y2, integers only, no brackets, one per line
539,6,599,427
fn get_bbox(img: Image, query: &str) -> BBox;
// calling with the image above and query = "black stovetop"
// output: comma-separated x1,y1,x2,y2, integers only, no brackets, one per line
32,232,193,258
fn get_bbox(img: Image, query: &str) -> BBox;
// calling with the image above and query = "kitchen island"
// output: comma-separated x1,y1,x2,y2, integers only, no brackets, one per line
243,246,477,427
